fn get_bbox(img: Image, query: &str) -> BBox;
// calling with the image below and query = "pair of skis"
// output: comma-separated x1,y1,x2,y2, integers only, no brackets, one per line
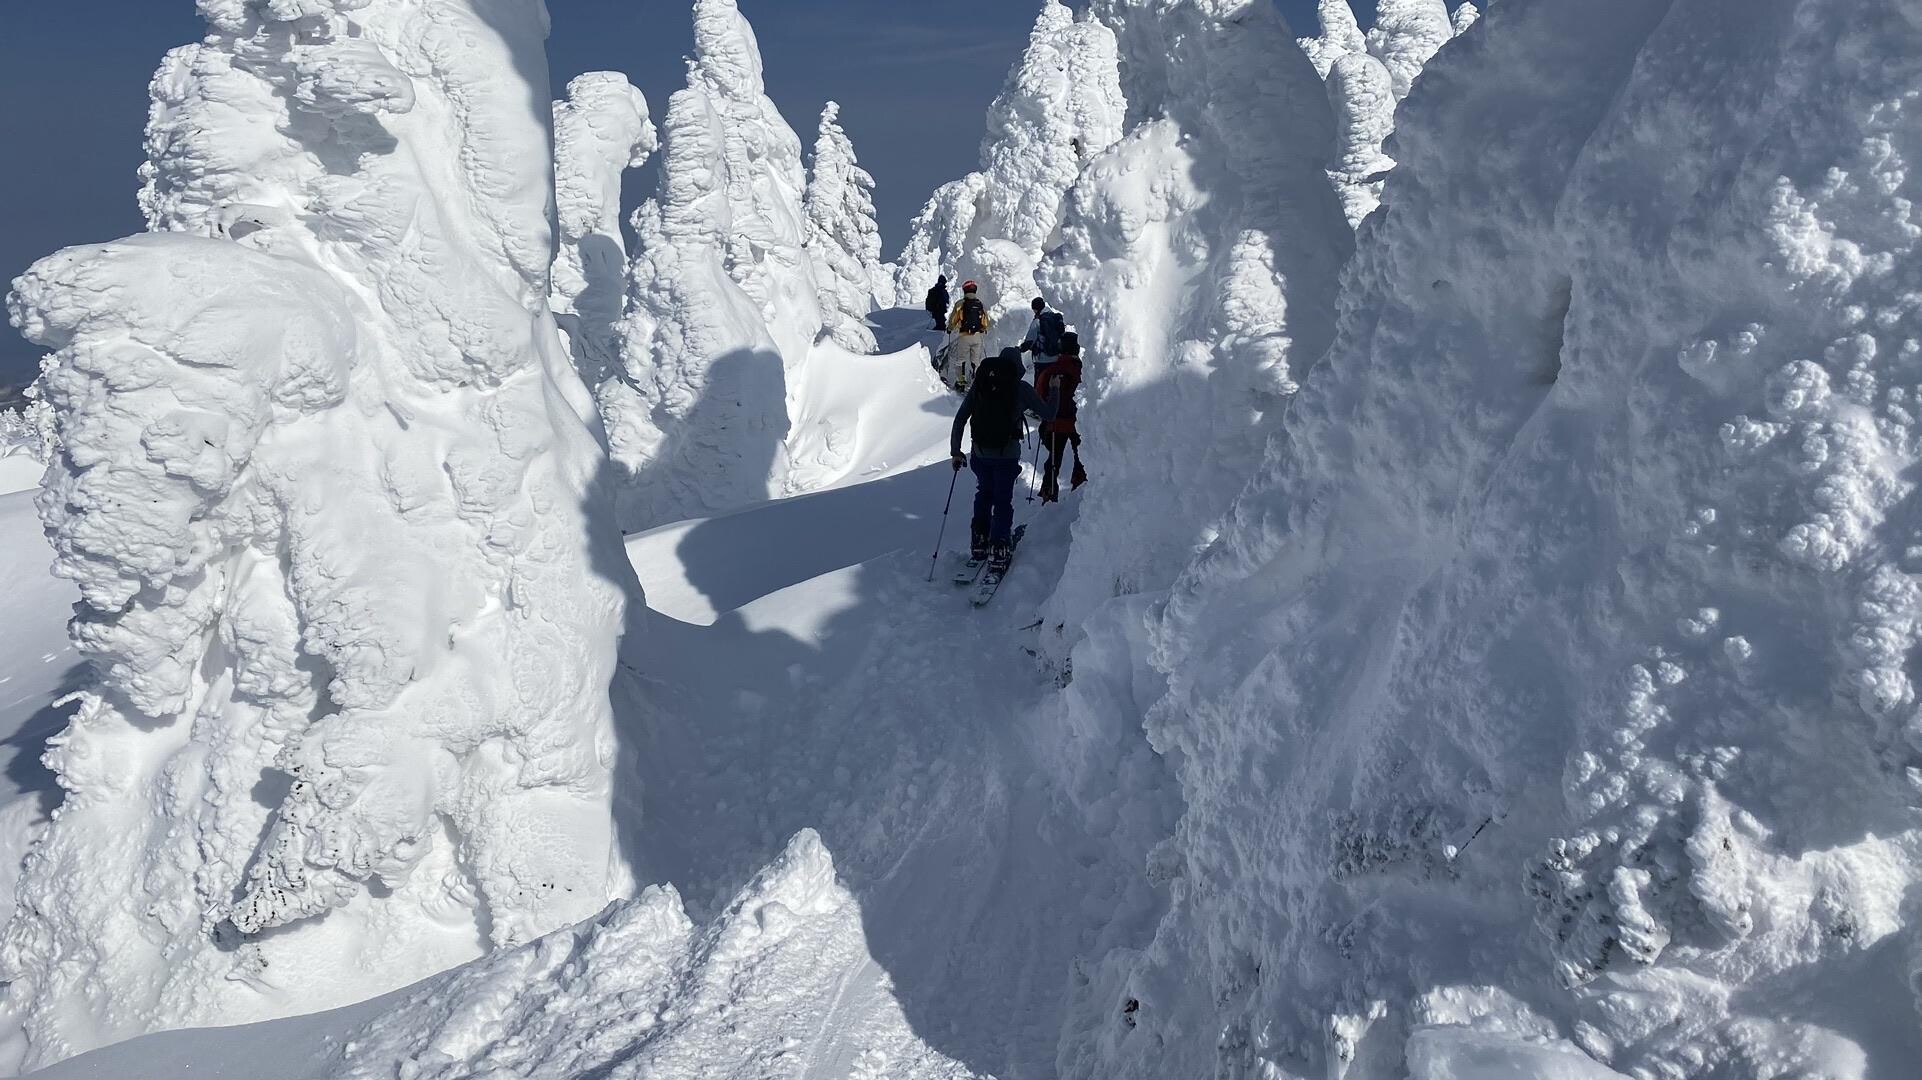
953,525,1026,606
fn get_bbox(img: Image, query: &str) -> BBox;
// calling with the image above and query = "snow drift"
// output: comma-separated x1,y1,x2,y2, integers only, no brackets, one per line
892,1,1125,350
1056,0,1922,1076
1,0,637,1067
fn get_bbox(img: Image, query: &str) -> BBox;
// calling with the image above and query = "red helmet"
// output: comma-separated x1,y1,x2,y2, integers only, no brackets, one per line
962,280,979,292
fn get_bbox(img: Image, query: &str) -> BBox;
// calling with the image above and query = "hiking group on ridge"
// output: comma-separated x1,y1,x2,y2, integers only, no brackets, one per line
931,281,1092,591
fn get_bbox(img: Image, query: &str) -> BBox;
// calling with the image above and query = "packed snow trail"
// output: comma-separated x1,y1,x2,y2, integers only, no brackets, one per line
623,464,1149,1077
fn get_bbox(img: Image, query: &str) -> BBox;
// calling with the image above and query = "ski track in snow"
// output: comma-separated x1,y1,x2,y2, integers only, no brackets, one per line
625,457,1125,1077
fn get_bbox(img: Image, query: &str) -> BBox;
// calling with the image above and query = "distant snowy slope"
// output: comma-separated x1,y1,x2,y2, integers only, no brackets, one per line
1060,0,1922,1076
0,0,639,1068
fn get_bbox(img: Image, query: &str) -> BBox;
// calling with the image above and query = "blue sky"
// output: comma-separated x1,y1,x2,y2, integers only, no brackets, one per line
0,0,1406,383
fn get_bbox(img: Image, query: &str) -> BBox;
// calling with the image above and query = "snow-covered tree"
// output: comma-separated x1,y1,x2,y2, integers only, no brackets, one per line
1452,1,1482,34
1326,51,1398,226
1369,0,1455,98
1302,0,1459,228
1299,0,1368,79
605,0,824,529
1,0,636,1064
552,72,656,392
804,102,884,353
892,2,1125,350
1034,0,1352,636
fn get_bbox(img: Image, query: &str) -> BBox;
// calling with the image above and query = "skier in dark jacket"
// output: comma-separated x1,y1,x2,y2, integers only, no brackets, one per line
951,348,1058,571
1020,297,1067,387
925,276,951,331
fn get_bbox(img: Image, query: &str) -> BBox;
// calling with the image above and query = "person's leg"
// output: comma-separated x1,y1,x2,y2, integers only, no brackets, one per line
990,456,1019,543
969,455,993,554
1041,431,1064,501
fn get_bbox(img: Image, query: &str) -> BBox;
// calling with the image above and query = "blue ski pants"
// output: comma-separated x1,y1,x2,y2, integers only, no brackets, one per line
970,454,1020,542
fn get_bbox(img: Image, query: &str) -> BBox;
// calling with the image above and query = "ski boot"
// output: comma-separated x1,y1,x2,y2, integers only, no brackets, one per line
969,522,990,563
989,539,1013,574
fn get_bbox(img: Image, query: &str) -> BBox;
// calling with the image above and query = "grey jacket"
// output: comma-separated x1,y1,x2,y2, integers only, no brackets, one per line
952,380,1058,459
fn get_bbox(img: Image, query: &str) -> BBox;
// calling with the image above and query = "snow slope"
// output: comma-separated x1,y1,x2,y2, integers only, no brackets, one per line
0,0,639,1067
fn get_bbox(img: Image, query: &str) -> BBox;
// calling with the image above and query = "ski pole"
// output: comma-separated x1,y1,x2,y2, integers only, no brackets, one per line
927,466,960,582
1026,432,1042,501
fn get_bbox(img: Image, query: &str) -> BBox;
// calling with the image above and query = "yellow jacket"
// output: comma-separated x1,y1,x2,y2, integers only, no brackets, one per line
949,296,993,334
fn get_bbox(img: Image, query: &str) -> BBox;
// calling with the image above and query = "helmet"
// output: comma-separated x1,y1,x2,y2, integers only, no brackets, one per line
962,280,979,293
1031,296,1046,312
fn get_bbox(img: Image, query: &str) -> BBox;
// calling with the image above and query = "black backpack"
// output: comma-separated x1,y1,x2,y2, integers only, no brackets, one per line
958,297,988,334
1036,310,1066,355
969,360,1024,448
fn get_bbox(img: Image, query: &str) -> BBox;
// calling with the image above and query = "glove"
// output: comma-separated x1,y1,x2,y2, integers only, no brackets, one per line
952,453,967,471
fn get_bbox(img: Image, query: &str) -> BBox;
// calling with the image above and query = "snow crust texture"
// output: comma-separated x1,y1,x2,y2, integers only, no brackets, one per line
552,72,657,393
1053,0,1922,1075
1,0,636,1066
892,1,1125,350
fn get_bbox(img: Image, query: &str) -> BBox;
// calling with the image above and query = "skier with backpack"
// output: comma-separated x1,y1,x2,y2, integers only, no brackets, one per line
925,275,951,331
1037,331,1088,503
951,348,1058,579
1021,297,1067,386
945,281,993,390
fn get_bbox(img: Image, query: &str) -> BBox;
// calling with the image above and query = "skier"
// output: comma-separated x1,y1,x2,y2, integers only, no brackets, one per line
946,281,993,391
1037,331,1087,503
951,348,1057,573
1020,297,1067,386
925,275,951,332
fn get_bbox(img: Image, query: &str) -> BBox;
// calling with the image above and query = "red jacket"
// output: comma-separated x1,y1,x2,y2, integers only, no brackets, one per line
1036,354,1082,434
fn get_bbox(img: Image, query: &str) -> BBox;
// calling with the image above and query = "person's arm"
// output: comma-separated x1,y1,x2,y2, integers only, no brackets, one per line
1019,380,1058,422
951,388,976,460
948,305,963,332
1021,319,1042,353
